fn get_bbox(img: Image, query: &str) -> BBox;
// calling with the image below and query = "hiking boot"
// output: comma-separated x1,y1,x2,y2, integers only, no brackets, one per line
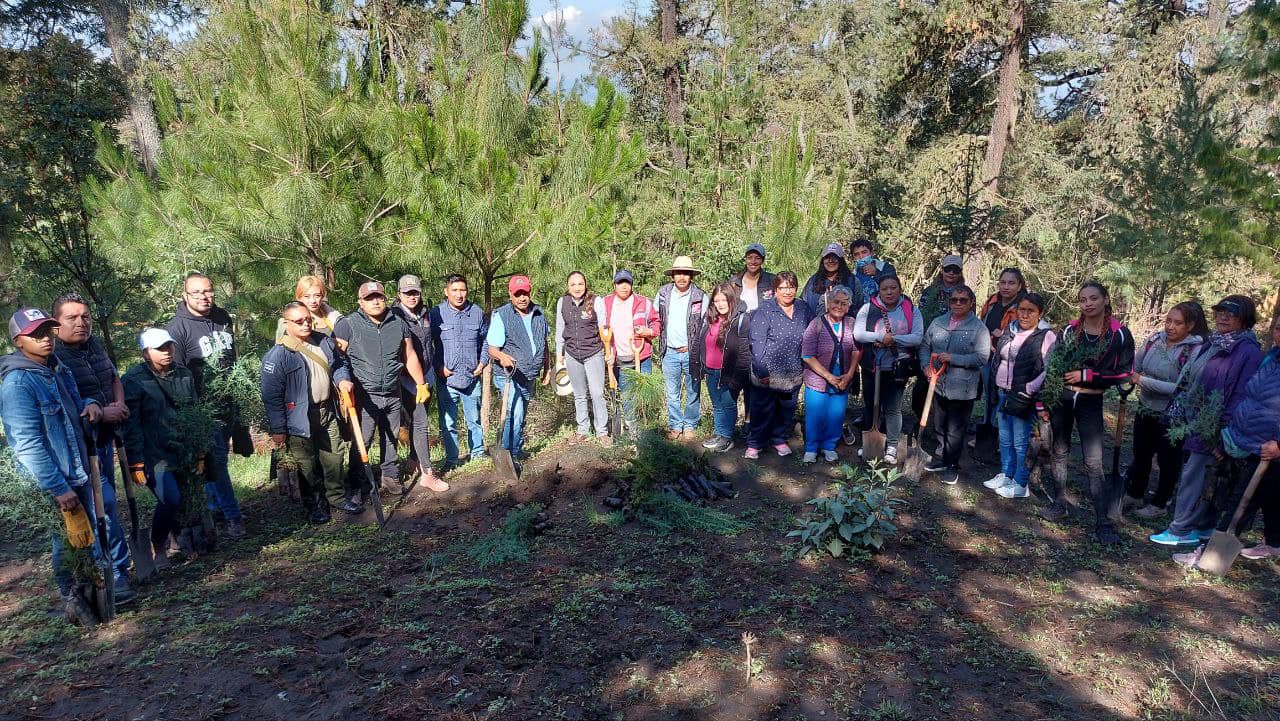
1039,502,1069,522
997,483,1029,498
62,593,98,629
421,470,450,493
984,473,1010,490
1240,544,1280,560
773,443,792,457
338,498,364,515
1134,504,1167,519
744,447,760,460
380,477,405,495
308,508,330,525
113,576,136,606
802,451,818,464
223,519,248,539
823,450,839,463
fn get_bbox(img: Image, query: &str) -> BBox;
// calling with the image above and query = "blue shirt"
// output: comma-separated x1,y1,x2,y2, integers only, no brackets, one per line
660,287,693,349
487,308,535,350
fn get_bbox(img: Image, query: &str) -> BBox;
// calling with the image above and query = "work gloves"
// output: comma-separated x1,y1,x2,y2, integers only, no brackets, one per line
415,383,430,405
61,504,95,549
129,463,147,486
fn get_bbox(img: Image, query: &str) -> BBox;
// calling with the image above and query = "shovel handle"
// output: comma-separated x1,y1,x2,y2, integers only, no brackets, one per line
631,337,643,372
346,404,371,462
1226,460,1271,535
919,360,947,429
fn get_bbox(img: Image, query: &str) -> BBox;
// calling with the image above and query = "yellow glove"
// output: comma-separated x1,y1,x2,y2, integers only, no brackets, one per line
129,463,147,486
60,505,95,549
415,383,430,405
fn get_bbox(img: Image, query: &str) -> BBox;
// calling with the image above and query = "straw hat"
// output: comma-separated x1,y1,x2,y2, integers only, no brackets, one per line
665,256,701,276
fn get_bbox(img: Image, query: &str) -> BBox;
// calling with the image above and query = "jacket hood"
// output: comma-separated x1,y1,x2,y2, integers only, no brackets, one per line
0,351,55,381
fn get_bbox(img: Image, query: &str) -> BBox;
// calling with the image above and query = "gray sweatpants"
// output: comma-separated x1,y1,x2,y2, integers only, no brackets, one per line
567,351,609,436
1169,451,1216,536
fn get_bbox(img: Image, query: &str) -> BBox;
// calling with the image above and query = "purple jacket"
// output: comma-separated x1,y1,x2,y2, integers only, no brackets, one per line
801,315,859,393
1185,334,1263,454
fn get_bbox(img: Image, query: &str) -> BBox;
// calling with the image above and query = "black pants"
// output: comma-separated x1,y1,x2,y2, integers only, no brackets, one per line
1047,390,1113,529
930,397,975,468
1208,457,1280,545
747,386,798,449
357,390,402,485
1124,412,1183,508
400,386,434,472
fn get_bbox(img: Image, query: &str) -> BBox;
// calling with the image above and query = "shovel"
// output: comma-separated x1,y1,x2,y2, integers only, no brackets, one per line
113,440,156,582
601,329,623,438
81,422,115,623
861,360,886,462
905,356,946,481
489,369,521,482
1196,459,1270,576
344,400,386,528
1105,383,1134,522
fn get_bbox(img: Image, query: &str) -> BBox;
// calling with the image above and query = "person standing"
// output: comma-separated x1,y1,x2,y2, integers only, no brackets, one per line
430,274,489,468
848,239,896,304
391,274,448,492
51,293,133,603
918,284,991,484
801,286,859,463
275,275,344,341
596,270,660,437
693,282,751,452
730,244,775,312
121,329,200,565
977,268,1028,440
165,272,247,539
1122,302,1207,518
487,275,552,462
913,254,966,430
261,302,354,522
987,293,1056,498
655,256,707,440
1041,281,1135,545
853,274,922,465
0,308,114,623
334,281,434,502
801,243,860,318
745,272,815,459
1150,295,1263,546
555,271,609,443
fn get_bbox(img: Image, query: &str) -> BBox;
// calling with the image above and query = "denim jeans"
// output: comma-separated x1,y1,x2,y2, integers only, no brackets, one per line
804,387,847,453
149,469,182,549
704,369,738,439
437,377,484,464
95,438,131,579
612,357,653,436
997,391,1034,487
204,422,243,521
662,350,700,432
51,482,111,597
493,372,534,457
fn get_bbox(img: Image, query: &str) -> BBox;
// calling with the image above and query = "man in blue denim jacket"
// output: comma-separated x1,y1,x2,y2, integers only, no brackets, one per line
0,307,121,624
429,274,489,468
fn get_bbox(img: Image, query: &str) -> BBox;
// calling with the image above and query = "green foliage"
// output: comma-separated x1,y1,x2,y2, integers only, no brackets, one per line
617,434,746,536
0,448,97,578
1039,329,1110,410
618,365,667,433
203,352,266,431
466,503,543,567
789,462,906,557
1166,385,1225,445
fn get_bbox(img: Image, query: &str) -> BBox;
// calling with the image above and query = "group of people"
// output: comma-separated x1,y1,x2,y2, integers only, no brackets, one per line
2,240,1278,625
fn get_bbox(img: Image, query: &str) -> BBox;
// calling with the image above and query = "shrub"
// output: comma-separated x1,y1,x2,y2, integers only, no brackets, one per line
789,461,905,558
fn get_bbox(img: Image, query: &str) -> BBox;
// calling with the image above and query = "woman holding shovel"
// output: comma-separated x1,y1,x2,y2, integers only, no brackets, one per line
800,285,859,464
853,274,922,465
917,285,990,485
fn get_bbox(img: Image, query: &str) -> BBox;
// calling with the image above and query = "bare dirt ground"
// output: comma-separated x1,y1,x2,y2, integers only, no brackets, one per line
2,411,1278,721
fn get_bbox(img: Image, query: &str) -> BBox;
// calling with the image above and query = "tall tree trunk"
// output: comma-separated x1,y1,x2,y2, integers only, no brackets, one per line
1206,0,1228,34
96,0,162,176
659,0,686,169
980,0,1026,204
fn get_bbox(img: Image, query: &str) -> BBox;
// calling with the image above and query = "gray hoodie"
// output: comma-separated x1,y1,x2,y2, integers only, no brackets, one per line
1134,331,1204,412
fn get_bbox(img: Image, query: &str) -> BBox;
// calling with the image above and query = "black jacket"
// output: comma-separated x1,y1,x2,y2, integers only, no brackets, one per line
121,363,199,476
693,302,752,391
166,302,236,391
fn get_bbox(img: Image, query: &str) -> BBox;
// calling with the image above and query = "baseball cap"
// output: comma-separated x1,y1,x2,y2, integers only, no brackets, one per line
7,307,57,341
508,275,532,294
396,274,422,293
358,281,386,299
745,243,766,259
941,254,963,270
820,242,845,259
613,270,634,285
138,328,176,351
1211,299,1245,316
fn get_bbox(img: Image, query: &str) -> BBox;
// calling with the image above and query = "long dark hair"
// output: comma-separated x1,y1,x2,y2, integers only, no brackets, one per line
812,256,852,296
997,267,1027,298
565,270,593,304
1077,280,1113,325
1170,301,1209,340
707,282,740,346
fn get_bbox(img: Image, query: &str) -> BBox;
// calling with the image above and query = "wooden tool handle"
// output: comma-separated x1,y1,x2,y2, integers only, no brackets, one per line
1226,460,1271,535
919,361,947,429
346,405,371,462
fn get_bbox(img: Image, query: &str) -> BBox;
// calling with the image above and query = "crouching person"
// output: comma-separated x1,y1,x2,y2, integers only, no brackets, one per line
262,302,353,523
0,308,118,624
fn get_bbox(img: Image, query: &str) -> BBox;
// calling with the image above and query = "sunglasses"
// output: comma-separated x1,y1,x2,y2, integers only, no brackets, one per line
943,266,963,273
285,316,313,326
949,297,971,305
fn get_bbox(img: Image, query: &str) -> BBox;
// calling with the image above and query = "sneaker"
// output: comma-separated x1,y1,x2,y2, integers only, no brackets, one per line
1172,547,1204,567
883,447,898,464
223,519,248,539
925,459,950,473
997,483,1029,498
421,470,450,493
702,437,721,449
113,576,136,606
823,450,839,463
940,471,960,486
338,498,364,515
744,447,760,460
984,473,1010,490
1149,529,1200,546
715,436,734,452
1134,504,1167,519
802,451,818,464
308,508,330,525
773,443,792,457
1240,544,1280,560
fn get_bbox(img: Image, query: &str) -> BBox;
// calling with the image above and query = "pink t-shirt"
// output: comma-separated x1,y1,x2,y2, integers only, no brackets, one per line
704,318,724,370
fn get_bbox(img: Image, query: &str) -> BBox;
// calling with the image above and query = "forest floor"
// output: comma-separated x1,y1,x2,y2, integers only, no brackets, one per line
1,404,1278,721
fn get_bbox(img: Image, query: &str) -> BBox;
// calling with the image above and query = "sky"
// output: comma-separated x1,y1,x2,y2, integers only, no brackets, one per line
524,0,630,93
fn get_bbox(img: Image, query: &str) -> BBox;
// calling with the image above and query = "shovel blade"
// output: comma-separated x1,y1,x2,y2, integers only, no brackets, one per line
1195,531,1244,576
862,430,886,461
129,534,157,582
490,446,519,482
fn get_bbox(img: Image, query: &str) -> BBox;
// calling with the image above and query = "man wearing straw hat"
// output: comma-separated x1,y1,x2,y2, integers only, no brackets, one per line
655,256,707,440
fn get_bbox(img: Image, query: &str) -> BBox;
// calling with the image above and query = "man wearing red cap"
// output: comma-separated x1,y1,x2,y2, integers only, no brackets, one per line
487,275,552,463
333,281,433,506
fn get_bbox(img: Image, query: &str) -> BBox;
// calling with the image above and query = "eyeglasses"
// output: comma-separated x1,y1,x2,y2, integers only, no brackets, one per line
186,289,214,296
285,317,313,326
776,285,797,291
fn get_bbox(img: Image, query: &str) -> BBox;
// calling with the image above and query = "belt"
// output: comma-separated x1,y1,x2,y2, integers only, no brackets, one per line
1065,385,1104,395
671,346,688,353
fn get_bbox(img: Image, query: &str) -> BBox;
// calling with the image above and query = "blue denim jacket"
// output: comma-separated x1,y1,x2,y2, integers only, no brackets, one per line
0,352,96,497
430,301,490,390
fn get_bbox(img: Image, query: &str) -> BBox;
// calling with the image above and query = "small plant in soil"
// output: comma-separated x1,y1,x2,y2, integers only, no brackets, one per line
789,461,905,558
466,503,548,567
609,434,746,536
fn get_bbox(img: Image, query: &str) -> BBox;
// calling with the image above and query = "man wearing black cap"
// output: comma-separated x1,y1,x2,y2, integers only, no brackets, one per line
334,281,434,502
0,308,117,624
391,274,448,492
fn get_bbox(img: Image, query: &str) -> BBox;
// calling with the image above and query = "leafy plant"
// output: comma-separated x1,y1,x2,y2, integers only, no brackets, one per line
1039,328,1112,410
1166,385,1225,444
616,434,746,536
466,504,543,567
789,462,906,557
203,351,266,431
0,448,97,578
619,366,667,432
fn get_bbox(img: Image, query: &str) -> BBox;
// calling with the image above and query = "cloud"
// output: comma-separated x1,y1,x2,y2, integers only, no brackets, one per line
540,5,584,31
